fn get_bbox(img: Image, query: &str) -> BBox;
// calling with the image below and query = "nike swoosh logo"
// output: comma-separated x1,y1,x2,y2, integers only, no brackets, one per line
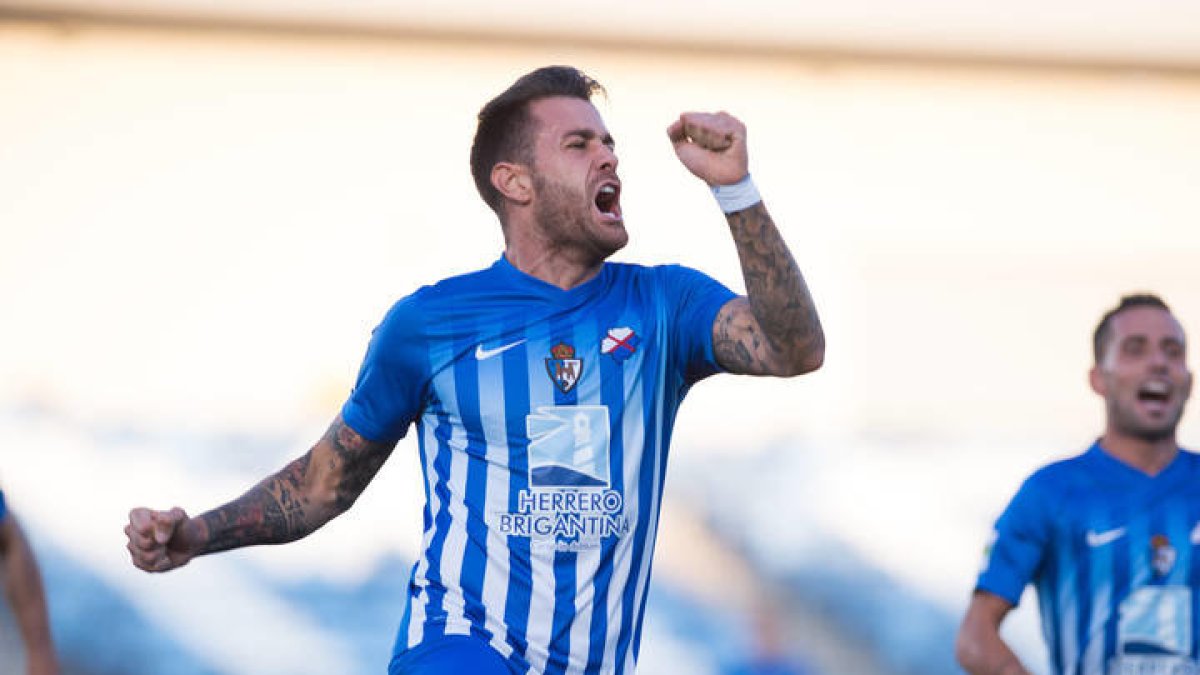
475,339,527,360
1086,527,1127,547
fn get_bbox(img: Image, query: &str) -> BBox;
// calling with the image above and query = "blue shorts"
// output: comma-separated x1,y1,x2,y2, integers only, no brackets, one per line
388,635,513,675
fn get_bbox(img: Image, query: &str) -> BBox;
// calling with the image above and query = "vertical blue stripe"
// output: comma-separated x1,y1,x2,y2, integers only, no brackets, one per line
584,314,629,675
502,334,534,673
453,330,495,643
613,328,665,674
420,399,457,641
544,317,580,675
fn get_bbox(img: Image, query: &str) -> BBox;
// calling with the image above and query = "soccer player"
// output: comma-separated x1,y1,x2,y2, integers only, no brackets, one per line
956,294,1199,674
0,489,60,675
124,65,824,674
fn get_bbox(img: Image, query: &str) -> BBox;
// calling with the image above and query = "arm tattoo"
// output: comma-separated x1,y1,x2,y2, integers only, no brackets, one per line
198,418,394,555
324,419,393,513
715,201,824,375
199,454,311,555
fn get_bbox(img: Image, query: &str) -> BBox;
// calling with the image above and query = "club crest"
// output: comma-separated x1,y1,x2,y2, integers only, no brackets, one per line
545,342,583,394
1151,534,1177,577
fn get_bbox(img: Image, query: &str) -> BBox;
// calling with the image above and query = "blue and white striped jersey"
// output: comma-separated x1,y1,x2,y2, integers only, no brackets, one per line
978,443,1200,675
342,255,735,675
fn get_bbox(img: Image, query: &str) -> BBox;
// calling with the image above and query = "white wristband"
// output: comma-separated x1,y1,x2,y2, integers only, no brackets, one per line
710,173,761,214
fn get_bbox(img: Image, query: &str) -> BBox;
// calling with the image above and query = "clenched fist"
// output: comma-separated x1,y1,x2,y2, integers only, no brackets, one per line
125,507,202,573
667,111,749,187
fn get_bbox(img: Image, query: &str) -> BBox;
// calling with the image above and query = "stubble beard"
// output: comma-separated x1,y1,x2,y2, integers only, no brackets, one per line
532,173,623,263
1108,397,1183,443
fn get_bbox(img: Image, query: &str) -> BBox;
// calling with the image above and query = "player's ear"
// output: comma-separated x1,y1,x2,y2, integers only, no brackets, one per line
492,162,533,206
1088,365,1107,396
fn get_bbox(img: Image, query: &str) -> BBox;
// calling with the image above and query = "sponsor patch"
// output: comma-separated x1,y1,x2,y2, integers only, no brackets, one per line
601,327,640,363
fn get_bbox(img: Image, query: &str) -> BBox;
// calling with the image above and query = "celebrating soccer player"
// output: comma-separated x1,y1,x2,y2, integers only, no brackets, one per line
957,294,1198,674
124,65,824,674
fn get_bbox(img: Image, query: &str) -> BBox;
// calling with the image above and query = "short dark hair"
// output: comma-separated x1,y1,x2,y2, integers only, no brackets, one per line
1093,293,1173,363
469,66,605,217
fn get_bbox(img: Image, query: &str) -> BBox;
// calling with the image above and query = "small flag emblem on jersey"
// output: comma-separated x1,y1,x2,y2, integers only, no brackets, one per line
601,327,640,363
545,343,583,393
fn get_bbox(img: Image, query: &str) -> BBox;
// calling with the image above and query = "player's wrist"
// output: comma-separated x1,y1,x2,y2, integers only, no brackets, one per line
710,173,761,214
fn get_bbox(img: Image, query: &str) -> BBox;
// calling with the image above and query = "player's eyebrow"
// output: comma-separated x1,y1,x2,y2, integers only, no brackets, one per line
564,128,616,147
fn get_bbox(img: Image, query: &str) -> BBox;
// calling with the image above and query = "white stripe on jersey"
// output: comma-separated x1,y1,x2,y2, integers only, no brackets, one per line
478,355,516,659
523,336,557,674
567,547,602,674
564,320,604,675
407,417,441,647
1057,570,1080,675
600,353,647,674
435,362,474,637
1081,547,1112,675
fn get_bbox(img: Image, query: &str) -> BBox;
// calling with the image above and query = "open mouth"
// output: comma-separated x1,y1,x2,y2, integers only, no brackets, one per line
1137,380,1172,410
594,181,622,221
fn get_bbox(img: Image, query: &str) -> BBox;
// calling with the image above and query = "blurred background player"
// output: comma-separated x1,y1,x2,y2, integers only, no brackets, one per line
957,294,1198,674
123,65,823,674
0,488,60,675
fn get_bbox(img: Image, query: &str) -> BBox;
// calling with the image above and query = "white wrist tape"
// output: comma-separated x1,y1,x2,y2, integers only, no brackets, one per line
710,173,761,214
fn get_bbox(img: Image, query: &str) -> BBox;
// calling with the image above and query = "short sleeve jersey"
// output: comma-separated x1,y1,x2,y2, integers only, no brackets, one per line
977,443,1200,674
342,256,735,675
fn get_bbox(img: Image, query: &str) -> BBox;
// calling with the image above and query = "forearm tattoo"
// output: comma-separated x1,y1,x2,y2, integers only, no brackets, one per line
715,202,823,375
198,418,393,555
199,454,313,555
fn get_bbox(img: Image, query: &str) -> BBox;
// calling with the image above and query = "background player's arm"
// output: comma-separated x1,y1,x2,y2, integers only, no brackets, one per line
126,415,396,572
956,590,1032,675
668,112,824,377
0,512,60,675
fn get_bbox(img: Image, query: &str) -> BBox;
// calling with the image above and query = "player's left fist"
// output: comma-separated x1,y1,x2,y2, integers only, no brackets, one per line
667,111,749,187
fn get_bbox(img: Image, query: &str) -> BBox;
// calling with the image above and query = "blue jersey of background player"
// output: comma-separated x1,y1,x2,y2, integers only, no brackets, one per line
957,294,1197,675
124,65,825,674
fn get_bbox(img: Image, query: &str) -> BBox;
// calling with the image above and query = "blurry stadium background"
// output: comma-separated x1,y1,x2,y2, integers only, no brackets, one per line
2,1,1200,673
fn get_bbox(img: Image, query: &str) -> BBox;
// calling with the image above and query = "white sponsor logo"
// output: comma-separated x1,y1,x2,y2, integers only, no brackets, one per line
492,405,630,551
1086,527,1128,547
475,339,526,360
1191,521,1200,545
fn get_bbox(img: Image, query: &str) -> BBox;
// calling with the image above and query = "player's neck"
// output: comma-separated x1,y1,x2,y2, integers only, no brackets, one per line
503,234,603,291
1097,430,1179,476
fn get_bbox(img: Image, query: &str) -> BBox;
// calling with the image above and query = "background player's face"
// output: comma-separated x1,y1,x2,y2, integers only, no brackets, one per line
1092,306,1193,441
526,96,627,262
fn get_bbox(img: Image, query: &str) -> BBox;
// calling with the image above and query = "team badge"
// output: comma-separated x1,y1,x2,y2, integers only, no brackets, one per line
601,327,640,363
545,343,583,393
1151,534,1176,577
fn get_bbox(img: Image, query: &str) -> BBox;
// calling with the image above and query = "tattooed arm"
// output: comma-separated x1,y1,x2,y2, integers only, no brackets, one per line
668,111,824,377
125,415,395,572
712,201,823,376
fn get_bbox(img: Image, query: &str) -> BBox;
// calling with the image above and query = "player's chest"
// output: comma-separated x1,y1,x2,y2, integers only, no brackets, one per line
1058,494,1200,579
